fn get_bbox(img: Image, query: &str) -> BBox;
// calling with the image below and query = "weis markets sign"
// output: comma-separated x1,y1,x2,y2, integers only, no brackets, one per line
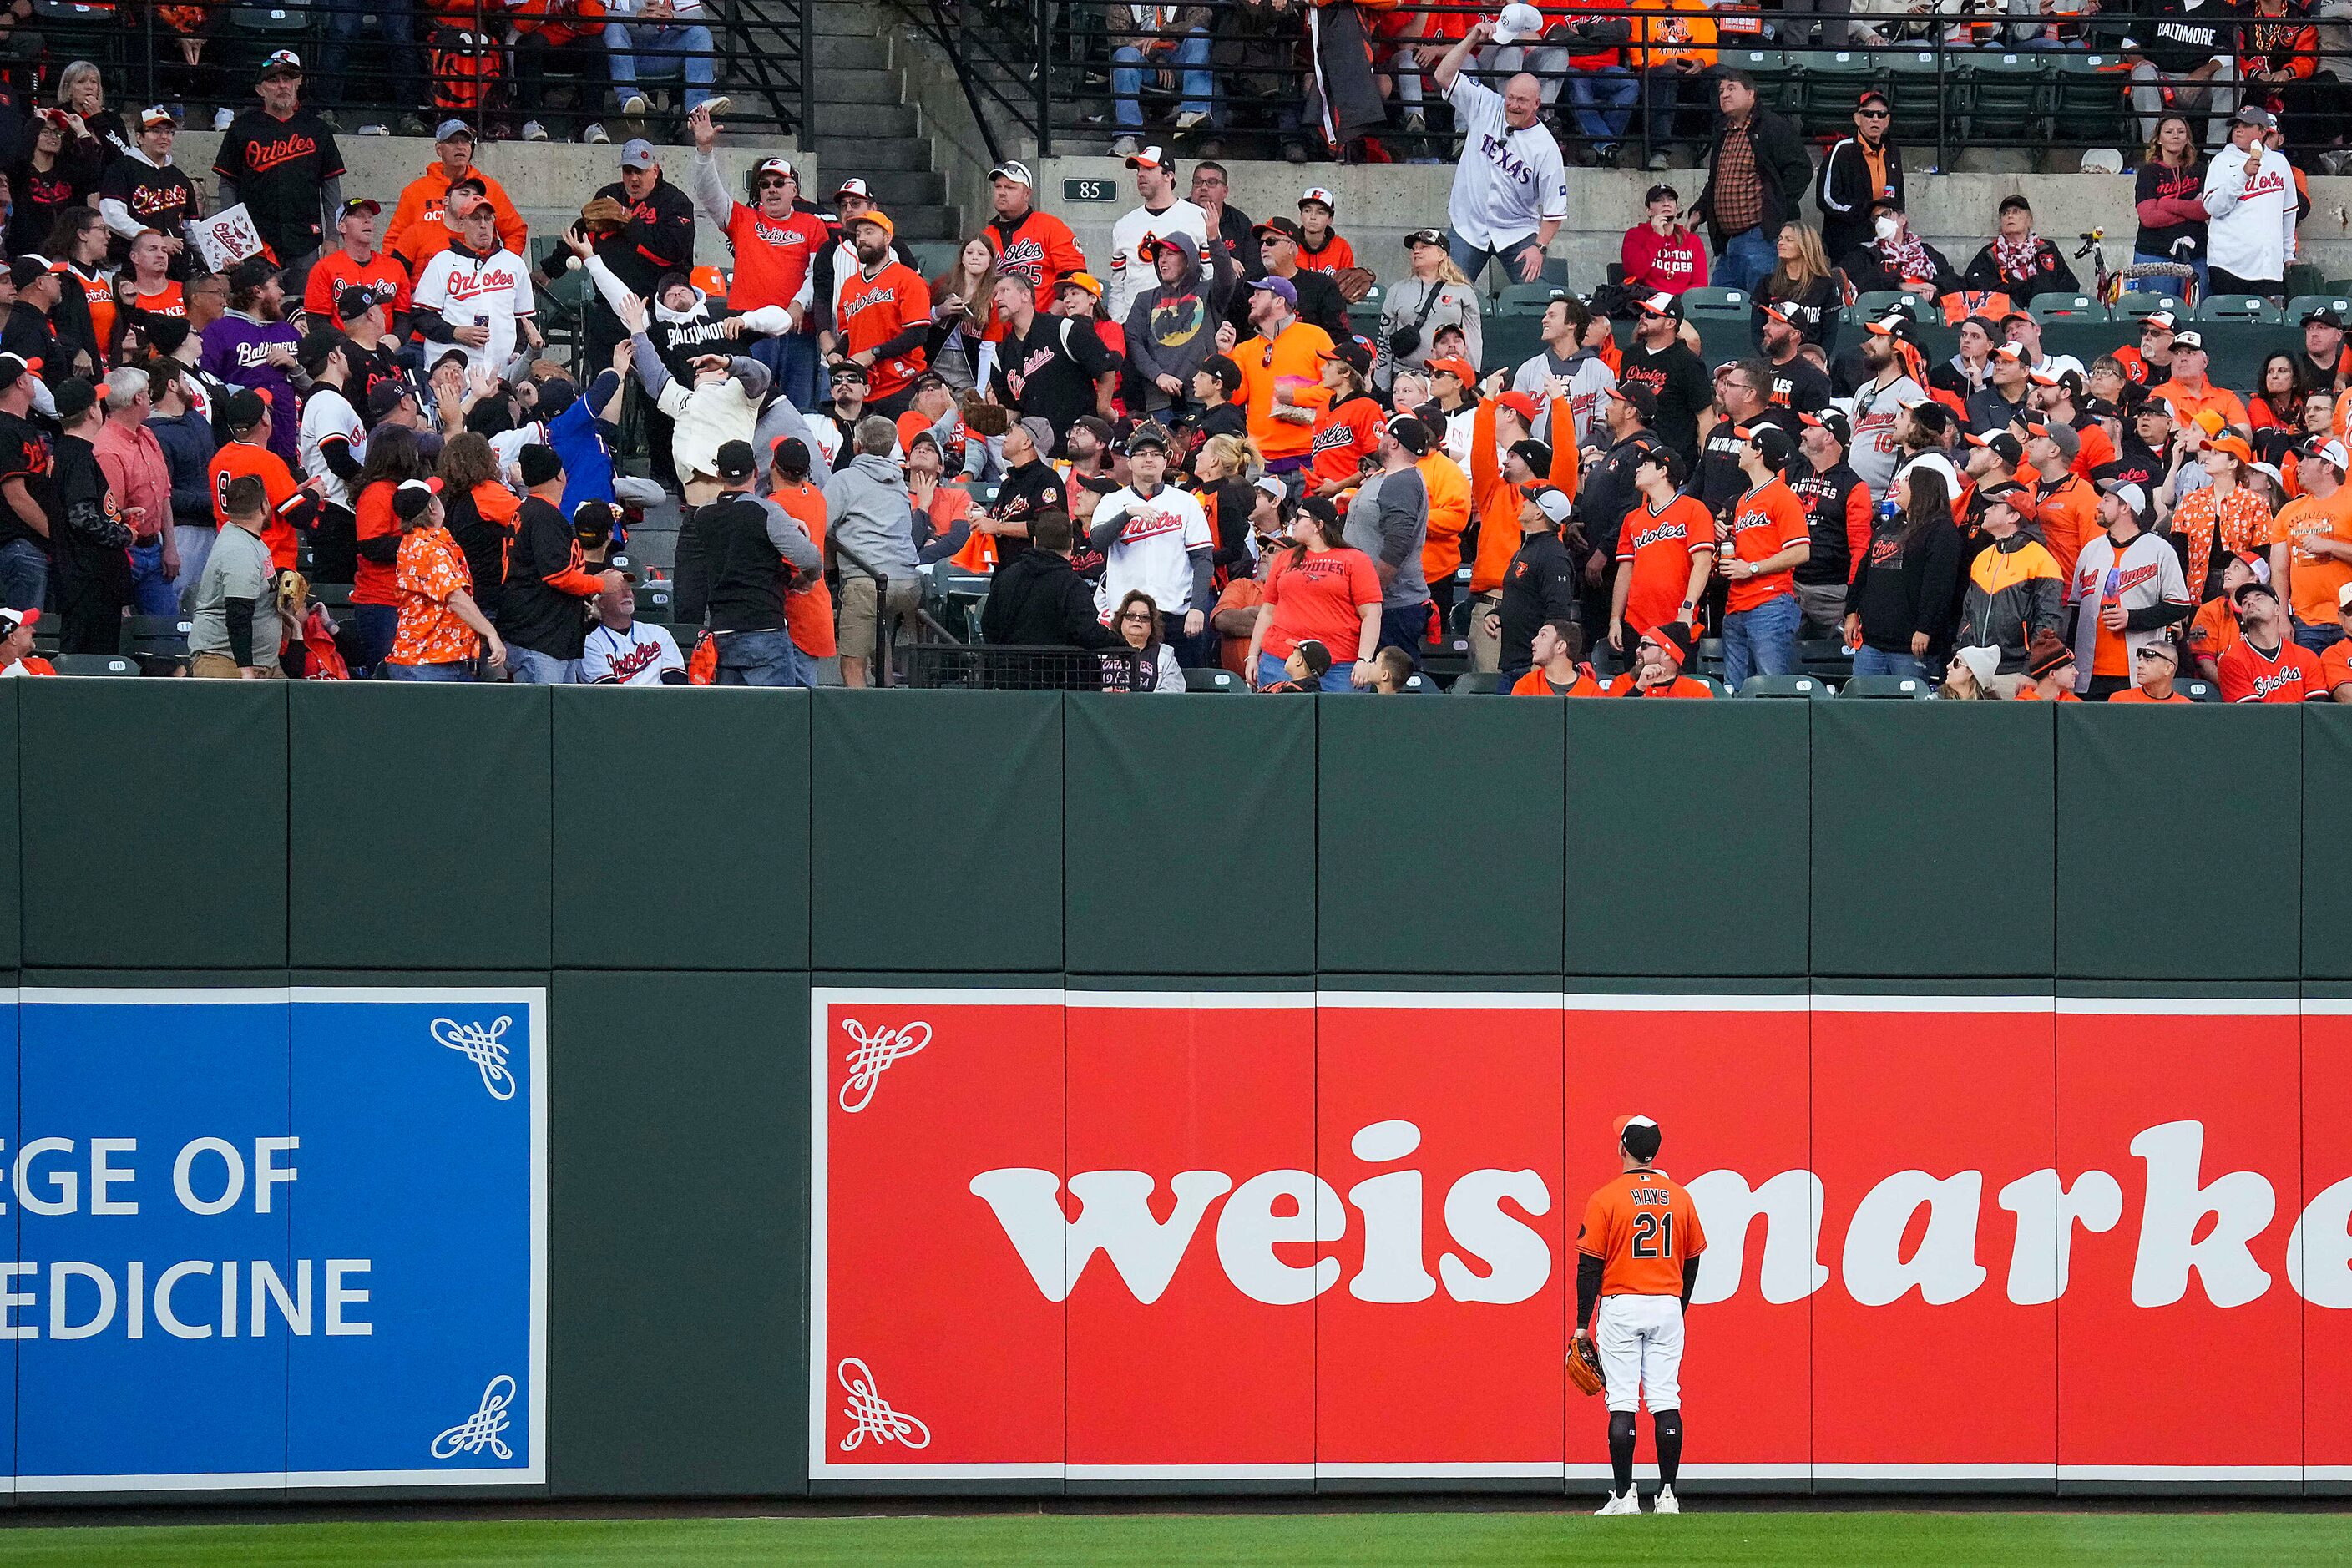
812,989,2351,1486
3,988,544,1491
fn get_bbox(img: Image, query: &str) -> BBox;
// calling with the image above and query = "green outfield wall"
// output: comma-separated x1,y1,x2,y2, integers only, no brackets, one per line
7,683,2348,1500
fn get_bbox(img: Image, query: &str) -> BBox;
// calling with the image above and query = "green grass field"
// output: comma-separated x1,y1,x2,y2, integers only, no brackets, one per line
1,1511,2349,1567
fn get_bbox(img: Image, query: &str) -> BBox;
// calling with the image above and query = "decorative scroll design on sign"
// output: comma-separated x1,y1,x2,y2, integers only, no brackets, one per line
837,1357,931,1451
838,1019,928,1113
432,1374,518,1460
433,1015,517,1100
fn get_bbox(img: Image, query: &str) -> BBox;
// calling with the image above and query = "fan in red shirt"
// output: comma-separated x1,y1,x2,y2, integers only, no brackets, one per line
208,389,320,572
303,198,412,326
1296,187,1357,274
1611,444,1713,647
833,210,933,416
2218,578,2327,701
687,109,827,341
1620,183,1708,296
1297,341,1387,497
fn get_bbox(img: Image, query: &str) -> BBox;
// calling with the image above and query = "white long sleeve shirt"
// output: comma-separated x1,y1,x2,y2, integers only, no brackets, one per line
2202,144,2297,284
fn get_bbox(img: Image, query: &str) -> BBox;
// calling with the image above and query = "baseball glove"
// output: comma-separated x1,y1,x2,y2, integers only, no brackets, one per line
1331,266,1377,305
579,196,633,236
1568,1334,1605,1398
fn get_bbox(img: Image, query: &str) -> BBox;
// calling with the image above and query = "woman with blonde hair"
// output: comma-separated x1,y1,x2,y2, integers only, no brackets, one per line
54,61,126,155
1940,644,2000,700
1757,221,1837,346
1378,227,1481,389
2173,430,2273,600
926,236,998,392
1191,431,1263,586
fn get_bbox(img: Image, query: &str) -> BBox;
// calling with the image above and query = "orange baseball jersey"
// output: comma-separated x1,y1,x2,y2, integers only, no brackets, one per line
984,209,1087,293
1578,1168,1707,1296
1722,473,1809,613
1616,493,1713,634
210,438,303,570
304,248,414,321
836,260,932,402
1306,392,1386,488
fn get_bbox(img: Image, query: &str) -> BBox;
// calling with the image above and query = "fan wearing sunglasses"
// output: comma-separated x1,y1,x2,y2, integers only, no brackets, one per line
1813,90,1904,267
687,104,832,409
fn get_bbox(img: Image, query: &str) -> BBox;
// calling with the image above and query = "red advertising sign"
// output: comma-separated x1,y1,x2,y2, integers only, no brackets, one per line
810,989,2347,1488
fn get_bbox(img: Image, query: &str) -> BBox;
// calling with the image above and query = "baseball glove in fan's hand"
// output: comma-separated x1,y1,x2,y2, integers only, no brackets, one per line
579,197,633,236
1568,1334,1604,1397
1331,266,1377,304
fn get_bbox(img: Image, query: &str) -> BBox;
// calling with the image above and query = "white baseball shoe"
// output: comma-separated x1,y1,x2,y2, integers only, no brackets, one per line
1594,1488,1641,1516
1653,1485,1680,1515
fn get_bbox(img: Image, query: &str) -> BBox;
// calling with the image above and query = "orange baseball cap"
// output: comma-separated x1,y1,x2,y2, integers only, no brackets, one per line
2210,432,2256,463
852,209,895,240
1427,356,1477,384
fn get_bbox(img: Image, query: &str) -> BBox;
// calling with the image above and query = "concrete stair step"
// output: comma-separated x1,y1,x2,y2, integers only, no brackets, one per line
888,207,963,242
812,32,888,68
852,168,945,205
808,138,932,170
811,3,884,34
812,102,917,139
810,68,898,104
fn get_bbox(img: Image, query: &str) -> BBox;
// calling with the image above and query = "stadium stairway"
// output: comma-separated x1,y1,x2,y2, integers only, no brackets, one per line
804,1,960,243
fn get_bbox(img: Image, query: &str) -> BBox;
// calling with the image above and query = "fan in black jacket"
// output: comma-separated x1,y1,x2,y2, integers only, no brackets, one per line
1813,97,1903,267
1958,196,2082,304
981,513,1120,649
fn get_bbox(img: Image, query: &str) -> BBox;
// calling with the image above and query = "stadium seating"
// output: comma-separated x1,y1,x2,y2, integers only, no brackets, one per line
2028,294,2102,324
1678,287,1751,324
1739,673,1831,699
55,654,137,676
1839,673,1935,699
2109,292,2171,325
1183,666,1238,692
2288,295,2352,325
1965,51,2049,146
1849,291,1934,326
2198,294,2285,326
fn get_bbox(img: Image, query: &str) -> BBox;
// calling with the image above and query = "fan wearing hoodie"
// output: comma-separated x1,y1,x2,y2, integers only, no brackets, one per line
1123,231,1239,418
982,509,1122,650
616,291,772,503
826,413,927,687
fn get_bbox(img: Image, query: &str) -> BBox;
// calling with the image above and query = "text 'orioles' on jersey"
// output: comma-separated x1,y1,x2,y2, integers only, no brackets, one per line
1579,1162,1707,1297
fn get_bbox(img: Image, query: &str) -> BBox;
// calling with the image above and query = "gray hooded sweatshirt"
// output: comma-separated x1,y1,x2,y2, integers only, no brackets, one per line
1121,230,1238,412
824,451,921,582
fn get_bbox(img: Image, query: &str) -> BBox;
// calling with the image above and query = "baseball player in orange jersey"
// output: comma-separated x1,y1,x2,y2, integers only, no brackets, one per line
1576,1114,1706,1516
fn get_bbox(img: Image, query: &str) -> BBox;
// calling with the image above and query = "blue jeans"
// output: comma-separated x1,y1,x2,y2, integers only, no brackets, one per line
129,540,180,617
1722,590,1799,690
350,602,398,677
1851,644,1925,682
2294,618,2345,656
606,20,715,106
0,536,48,613
1445,227,1545,286
1714,227,1778,296
1257,651,1358,692
1113,30,1212,128
751,331,820,414
2131,250,2207,301
1566,65,1637,145
321,0,415,106
383,660,473,681
716,626,805,686
507,645,582,684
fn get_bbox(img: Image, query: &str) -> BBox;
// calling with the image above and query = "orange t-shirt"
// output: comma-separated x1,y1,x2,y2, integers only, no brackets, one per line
2269,488,2352,628
2186,597,2243,666
65,265,114,355
2320,637,2352,697
1296,232,1356,274
304,248,414,322
1510,664,1604,695
1260,544,1380,660
1617,493,1713,634
769,477,835,659
210,438,302,571
128,279,185,322
2012,683,2081,701
2108,686,2191,703
352,480,403,607
1577,1168,1707,1297
1213,574,1266,675
2218,635,2325,702
1236,321,1336,463
2034,474,2097,589
2152,379,2250,431
1721,475,1808,613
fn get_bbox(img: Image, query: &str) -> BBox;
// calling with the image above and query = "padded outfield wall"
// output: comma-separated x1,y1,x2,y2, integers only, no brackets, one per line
3,681,2349,1501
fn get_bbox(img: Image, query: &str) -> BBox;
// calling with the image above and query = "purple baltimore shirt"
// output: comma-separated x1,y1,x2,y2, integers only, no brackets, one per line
200,310,303,468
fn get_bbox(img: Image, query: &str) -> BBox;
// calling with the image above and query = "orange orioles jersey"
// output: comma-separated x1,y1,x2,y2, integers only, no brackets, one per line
836,260,933,402
1578,1168,1706,1297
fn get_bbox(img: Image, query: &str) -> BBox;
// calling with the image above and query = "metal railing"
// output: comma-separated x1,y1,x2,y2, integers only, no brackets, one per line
13,0,807,134
923,0,2352,168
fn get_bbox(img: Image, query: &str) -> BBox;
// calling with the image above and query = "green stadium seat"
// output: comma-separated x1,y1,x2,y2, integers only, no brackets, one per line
1678,286,1752,322
1696,635,1725,680
233,3,310,34
2051,51,2130,146
1718,48,1796,115
1839,673,1934,699
1884,48,1970,146
2198,294,2285,326
1696,675,1732,697
1849,291,1933,326
2327,278,2352,297
1182,666,1238,693
311,581,352,609
2288,294,2352,326
1965,50,2051,145
1401,672,1439,693
1348,284,1383,322
2109,291,2173,324
2029,294,2103,323
2179,677,2220,701
1793,49,1885,138
1798,638,1854,681
1737,672,1832,698
1496,281,1561,318
55,654,138,676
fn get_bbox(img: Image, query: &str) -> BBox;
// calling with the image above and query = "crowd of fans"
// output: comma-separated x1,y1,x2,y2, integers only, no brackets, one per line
1062,0,2352,170
0,21,2341,702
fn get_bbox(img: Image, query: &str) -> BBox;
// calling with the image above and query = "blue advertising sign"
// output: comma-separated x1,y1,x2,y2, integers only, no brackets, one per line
7,986,544,1492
